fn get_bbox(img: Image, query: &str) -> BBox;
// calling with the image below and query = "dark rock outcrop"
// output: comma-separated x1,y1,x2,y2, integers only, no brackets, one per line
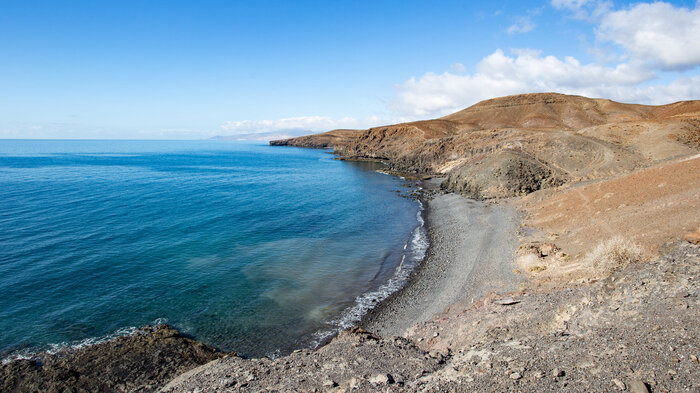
441,149,566,199
1,325,222,393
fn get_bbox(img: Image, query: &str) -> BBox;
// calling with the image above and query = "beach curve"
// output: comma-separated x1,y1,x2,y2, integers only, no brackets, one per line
361,189,524,337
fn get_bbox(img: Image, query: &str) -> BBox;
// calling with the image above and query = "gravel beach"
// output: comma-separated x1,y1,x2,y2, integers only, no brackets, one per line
361,192,524,337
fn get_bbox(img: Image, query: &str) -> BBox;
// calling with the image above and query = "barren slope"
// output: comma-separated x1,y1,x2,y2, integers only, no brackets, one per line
512,154,700,287
441,93,655,130
275,93,700,199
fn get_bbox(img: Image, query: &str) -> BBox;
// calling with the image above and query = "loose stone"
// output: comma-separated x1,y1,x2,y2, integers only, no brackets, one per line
612,378,626,390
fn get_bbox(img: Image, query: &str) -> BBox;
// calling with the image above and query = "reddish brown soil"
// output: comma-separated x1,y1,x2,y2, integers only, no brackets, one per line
517,155,700,259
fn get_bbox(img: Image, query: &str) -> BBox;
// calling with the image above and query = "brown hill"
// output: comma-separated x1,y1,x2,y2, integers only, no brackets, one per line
280,93,699,199
442,93,655,130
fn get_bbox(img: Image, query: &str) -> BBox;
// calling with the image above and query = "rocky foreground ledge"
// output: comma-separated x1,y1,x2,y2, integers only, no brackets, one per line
1,325,222,392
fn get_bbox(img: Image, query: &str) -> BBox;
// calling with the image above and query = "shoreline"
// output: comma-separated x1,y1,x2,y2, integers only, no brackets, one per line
308,187,429,348
360,189,524,337
0,167,436,390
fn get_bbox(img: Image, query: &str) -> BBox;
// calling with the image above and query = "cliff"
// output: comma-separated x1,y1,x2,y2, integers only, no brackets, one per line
276,93,700,199
269,129,364,149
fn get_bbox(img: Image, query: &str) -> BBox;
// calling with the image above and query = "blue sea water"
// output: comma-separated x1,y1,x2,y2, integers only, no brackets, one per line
0,140,425,360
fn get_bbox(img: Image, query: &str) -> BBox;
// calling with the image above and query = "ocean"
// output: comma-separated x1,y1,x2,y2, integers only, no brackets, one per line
0,140,426,360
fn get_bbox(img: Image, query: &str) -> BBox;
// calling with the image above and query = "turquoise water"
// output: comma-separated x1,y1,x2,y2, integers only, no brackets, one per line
0,140,425,359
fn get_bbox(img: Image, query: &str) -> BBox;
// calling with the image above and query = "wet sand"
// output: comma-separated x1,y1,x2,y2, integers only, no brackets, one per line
361,192,524,337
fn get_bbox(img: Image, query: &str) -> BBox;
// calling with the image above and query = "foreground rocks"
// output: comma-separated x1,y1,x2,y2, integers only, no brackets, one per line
0,325,222,393
162,328,443,392
162,242,698,392
404,242,699,392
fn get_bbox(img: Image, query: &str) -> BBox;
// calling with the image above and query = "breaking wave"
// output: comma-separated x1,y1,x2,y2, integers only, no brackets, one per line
310,199,428,346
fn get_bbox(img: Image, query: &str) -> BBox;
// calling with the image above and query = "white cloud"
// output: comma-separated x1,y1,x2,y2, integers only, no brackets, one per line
392,49,656,117
507,16,536,34
551,0,594,10
552,0,612,20
450,62,467,73
219,115,395,135
391,1,700,119
598,2,700,70
639,75,700,104
220,116,359,134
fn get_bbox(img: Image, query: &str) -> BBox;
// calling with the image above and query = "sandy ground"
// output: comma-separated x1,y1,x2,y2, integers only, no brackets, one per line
511,155,700,287
361,193,524,338
518,155,700,256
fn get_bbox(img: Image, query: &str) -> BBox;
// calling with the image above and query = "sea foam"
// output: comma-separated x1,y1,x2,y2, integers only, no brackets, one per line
310,200,428,347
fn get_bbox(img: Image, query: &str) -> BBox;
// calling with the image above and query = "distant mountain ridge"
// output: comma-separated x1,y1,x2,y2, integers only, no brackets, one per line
211,129,315,141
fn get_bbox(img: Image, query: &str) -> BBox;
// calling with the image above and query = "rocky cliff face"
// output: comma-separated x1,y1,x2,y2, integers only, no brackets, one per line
276,93,700,199
269,129,364,149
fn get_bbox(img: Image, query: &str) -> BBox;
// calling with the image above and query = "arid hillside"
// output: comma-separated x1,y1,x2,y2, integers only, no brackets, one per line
272,93,700,199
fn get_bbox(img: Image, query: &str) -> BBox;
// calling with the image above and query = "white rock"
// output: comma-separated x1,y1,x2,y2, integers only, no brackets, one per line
370,373,395,384
612,378,626,390
628,380,649,393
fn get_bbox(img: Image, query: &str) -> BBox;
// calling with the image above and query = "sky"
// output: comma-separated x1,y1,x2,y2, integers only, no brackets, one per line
1,0,699,139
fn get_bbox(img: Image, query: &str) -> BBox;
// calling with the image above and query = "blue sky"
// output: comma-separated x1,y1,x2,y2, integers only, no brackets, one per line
1,0,698,139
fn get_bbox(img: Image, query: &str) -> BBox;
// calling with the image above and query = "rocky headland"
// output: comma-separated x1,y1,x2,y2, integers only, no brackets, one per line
3,93,699,392
274,92,700,199
269,129,363,149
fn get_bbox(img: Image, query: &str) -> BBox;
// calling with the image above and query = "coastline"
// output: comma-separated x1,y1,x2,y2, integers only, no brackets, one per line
361,187,524,337
0,163,436,390
6,149,698,392
6,176,697,392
